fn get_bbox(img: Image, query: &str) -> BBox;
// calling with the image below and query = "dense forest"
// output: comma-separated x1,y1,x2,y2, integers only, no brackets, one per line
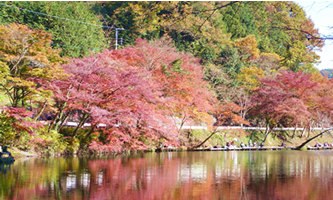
0,1,332,154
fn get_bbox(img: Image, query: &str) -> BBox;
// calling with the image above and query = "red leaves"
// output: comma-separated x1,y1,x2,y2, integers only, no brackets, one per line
49,39,215,152
249,70,332,127
133,39,216,127
2,106,33,119
0,106,41,135
275,98,311,126
214,102,249,126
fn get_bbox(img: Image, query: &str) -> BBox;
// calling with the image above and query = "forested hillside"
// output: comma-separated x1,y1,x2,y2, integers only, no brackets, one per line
0,1,332,154
0,2,107,57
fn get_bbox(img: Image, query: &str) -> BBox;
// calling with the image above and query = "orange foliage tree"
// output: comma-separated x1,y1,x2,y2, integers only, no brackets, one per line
0,23,66,108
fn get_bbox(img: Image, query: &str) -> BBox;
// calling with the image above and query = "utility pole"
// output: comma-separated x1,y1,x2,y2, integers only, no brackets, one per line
115,27,125,50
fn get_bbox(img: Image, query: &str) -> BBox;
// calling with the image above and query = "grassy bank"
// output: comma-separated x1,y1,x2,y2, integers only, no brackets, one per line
5,127,333,158
181,129,333,150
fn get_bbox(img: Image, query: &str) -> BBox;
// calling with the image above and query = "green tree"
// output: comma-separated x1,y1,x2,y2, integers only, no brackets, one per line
95,2,234,63
221,2,258,39
0,2,107,57
249,2,323,71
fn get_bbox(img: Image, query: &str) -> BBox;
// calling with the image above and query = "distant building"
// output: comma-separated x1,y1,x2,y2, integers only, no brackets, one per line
320,69,333,79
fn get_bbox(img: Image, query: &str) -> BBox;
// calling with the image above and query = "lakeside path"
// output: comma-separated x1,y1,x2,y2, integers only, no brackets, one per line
156,146,333,152
61,121,331,131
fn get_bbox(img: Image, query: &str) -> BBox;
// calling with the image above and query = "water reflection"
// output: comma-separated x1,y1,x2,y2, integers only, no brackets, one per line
1,151,333,199
0,163,12,175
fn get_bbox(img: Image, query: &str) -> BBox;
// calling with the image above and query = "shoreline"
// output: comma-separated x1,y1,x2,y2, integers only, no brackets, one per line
154,146,333,152
11,144,333,159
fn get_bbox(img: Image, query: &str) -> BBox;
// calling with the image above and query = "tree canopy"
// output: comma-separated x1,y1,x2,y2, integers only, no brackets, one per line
0,2,332,152
0,1,108,58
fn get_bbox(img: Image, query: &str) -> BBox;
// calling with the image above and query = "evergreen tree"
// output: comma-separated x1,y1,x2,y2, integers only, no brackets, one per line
0,2,107,58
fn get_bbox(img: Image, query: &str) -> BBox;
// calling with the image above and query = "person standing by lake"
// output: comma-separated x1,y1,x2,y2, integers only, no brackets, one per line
2,146,12,157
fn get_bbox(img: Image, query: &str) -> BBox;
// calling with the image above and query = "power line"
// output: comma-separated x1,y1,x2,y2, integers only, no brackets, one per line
0,2,126,50
50,43,104,51
317,2,333,13
0,2,113,29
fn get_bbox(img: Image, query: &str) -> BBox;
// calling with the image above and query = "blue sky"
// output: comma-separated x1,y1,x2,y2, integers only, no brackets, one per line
296,1,333,70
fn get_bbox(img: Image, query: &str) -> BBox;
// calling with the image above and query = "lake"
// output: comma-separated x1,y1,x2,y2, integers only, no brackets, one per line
1,151,333,200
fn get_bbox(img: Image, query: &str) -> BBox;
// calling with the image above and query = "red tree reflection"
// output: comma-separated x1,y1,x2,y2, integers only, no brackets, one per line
2,152,333,200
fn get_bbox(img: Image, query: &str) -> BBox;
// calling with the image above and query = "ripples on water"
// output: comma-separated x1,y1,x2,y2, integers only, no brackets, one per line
1,151,333,200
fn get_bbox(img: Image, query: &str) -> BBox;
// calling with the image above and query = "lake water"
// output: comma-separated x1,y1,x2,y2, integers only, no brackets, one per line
1,151,333,200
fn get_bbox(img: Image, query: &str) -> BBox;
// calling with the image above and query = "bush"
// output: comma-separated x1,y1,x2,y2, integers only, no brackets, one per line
29,129,67,155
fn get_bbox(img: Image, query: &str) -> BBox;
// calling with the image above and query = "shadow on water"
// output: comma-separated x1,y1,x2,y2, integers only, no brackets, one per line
0,163,12,174
0,151,333,199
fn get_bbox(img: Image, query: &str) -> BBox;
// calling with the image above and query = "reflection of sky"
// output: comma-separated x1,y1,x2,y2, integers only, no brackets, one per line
296,1,333,70
66,174,76,190
177,152,333,181
179,163,207,182
81,173,90,188
97,171,103,186
4,152,333,200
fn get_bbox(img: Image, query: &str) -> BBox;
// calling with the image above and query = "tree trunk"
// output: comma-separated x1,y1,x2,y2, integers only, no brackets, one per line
80,125,96,150
57,110,72,132
72,113,90,137
300,127,306,138
187,131,191,139
307,126,311,138
292,125,297,138
84,125,96,140
33,101,47,121
12,89,19,108
48,112,60,132
295,128,333,150
54,110,67,132
49,102,67,132
178,115,187,134
262,124,271,143
49,85,72,132
192,129,218,149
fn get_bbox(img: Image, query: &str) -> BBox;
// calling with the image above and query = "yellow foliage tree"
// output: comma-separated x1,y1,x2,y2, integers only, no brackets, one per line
236,66,265,91
0,23,67,108
233,34,260,61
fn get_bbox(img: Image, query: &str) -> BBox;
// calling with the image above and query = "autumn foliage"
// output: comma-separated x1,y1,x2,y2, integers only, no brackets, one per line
249,70,333,141
0,23,66,108
48,39,216,152
214,102,249,126
0,20,332,152
0,106,42,146
249,71,314,127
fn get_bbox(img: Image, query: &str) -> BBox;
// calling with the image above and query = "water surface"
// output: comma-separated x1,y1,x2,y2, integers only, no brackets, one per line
1,151,333,200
